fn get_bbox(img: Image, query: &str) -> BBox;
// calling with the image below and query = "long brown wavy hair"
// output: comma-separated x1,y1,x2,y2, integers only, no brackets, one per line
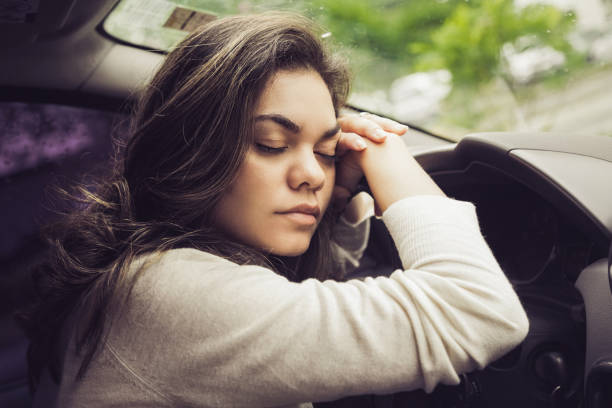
18,12,350,388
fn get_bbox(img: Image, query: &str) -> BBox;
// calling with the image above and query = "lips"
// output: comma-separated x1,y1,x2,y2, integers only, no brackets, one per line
276,204,321,226
278,203,321,218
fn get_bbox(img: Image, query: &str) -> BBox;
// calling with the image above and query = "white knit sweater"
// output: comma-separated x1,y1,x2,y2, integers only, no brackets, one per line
35,195,529,407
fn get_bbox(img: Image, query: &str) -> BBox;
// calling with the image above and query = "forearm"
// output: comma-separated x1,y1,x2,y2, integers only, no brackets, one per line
359,134,445,212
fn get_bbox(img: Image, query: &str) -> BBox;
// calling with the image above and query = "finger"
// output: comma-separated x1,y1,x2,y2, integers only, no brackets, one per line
336,132,367,155
359,112,409,135
332,185,352,208
338,115,391,143
332,185,352,201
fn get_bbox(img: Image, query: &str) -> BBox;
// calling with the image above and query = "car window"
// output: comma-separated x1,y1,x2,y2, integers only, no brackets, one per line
103,0,612,141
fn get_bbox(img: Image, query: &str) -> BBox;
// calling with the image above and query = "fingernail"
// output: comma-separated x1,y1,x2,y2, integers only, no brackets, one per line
356,138,367,149
374,129,387,140
396,124,409,133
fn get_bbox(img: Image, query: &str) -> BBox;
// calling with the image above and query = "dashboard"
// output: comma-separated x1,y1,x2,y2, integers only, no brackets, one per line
351,131,612,408
435,162,598,285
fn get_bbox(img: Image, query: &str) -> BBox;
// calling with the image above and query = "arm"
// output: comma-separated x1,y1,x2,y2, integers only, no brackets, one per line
329,113,444,278
335,113,445,211
106,195,529,407
330,192,374,278
326,113,406,276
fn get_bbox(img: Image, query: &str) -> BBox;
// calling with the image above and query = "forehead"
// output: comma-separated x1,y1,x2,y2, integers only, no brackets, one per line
255,69,336,123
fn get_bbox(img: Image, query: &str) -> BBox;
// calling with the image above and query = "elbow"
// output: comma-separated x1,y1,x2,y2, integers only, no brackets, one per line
502,287,530,347
489,277,530,349
487,294,530,364
508,302,530,346
517,302,530,337
470,291,530,371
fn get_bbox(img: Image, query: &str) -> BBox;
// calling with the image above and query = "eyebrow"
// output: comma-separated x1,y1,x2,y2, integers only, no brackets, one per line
254,113,340,140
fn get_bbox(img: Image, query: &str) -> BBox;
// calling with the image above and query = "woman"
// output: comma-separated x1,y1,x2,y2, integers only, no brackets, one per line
21,12,529,408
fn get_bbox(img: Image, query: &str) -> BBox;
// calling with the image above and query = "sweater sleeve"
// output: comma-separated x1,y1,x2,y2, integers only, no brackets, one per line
329,206,373,278
106,195,529,407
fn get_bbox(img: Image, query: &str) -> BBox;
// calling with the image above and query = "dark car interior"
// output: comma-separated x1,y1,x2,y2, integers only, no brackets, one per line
336,132,612,408
2,1,612,407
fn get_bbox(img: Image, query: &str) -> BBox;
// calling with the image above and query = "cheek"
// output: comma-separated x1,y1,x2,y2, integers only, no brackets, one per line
241,156,279,193
321,165,336,206
227,154,285,211
212,156,273,234
216,155,265,210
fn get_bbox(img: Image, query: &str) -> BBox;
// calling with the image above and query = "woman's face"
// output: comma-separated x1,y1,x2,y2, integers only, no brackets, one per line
213,69,339,256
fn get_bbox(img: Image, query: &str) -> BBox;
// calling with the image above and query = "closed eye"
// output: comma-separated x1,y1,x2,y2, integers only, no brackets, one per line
255,143,287,154
316,140,339,163
255,143,336,163
316,151,337,163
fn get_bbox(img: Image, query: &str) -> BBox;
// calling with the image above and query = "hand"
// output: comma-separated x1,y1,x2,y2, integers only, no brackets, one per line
334,112,445,217
333,112,408,208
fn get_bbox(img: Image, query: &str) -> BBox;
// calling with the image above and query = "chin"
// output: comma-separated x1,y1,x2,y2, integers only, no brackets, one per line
265,236,312,257
268,245,309,257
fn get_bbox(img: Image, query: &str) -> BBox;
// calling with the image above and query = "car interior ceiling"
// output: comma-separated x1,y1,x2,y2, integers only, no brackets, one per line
0,0,162,100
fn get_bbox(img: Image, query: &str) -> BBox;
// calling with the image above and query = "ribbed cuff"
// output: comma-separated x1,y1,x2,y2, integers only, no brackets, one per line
381,195,483,269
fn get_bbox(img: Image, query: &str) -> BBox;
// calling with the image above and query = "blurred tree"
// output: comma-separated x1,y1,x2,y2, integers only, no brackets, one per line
313,0,459,60
417,0,576,84
312,0,576,86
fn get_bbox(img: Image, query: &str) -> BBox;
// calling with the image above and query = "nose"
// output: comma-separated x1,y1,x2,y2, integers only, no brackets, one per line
288,150,326,191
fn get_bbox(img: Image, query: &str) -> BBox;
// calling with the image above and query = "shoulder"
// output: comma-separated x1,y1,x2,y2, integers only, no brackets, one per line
122,248,291,320
107,248,299,352
133,247,270,280
129,247,287,296
137,247,234,269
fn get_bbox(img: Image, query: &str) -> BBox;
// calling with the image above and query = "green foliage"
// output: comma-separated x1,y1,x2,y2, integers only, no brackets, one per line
422,0,575,84
312,0,460,61
312,0,577,86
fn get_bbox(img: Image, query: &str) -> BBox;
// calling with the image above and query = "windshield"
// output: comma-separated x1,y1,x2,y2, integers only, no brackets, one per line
104,0,612,141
